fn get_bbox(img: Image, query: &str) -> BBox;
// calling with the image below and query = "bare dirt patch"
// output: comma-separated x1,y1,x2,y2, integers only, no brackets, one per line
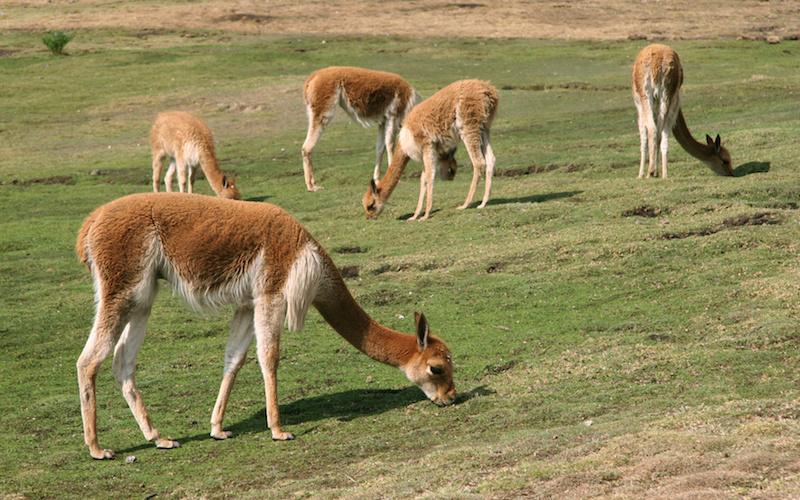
496,163,584,177
661,211,782,240
7,175,74,186
3,1,799,41
334,245,368,255
622,205,666,218
339,265,360,279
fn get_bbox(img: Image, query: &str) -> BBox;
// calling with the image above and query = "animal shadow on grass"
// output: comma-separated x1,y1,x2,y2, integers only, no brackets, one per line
118,385,496,452
397,208,442,220
244,194,272,202
480,190,583,207
733,161,770,177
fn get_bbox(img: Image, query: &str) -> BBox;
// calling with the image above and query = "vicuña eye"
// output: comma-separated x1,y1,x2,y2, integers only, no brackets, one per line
429,365,445,375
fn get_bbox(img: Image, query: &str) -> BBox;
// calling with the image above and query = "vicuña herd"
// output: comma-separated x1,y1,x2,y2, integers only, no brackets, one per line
77,43,736,459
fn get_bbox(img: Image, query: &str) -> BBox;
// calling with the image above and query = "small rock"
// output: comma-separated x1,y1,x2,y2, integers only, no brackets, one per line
766,35,781,44
366,375,374,384
583,419,593,427
125,455,137,464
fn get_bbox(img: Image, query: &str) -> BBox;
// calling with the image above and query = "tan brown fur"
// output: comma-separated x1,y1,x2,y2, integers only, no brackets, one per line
76,193,455,460
632,44,733,178
301,66,420,191
363,79,498,220
151,111,241,199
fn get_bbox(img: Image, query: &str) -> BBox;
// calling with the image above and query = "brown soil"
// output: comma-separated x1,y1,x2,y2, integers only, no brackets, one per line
661,211,782,239
3,1,799,40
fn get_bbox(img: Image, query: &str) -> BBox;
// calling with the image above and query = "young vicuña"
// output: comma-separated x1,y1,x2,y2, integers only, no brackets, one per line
632,44,733,178
363,79,498,221
301,66,420,191
75,193,455,460
151,111,241,199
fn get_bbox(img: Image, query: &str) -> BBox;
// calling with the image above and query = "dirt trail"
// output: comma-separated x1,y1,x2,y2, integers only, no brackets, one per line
3,0,799,40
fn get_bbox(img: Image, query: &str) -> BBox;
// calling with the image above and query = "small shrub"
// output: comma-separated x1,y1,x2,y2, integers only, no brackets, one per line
42,31,74,55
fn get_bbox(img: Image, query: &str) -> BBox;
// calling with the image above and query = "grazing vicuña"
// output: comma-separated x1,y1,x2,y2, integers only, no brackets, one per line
301,66,420,191
75,193,454,460
363,79,498,221
151,111,241,199
632,44,733,178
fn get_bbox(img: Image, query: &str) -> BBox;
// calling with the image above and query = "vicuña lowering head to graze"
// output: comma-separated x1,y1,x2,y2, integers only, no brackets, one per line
363,80,498,221
301,66,421,191
75,193,454,460
632,44,733,178
151,111,241,199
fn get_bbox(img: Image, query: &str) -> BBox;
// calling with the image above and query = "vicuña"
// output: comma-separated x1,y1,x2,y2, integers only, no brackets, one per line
75,193,455,460
632,44,733,178
151,111,242,199
363,79,498,221
301,66,420,191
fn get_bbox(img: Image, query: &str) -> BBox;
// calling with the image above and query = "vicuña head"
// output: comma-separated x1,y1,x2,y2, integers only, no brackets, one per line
363,178,385,219
704,134,734,176
403,312,456,406
219,174,241,199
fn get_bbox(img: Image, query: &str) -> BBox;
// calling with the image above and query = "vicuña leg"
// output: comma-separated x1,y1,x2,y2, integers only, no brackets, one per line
253,296,293,441
175,156,189,193
210,305,254,440
187,165,195,194
164,161,176,192
478,133,496,209
151,150,165,193
635,104,648,179
458,132,486,210
410,147,435,221
659,128,670,179
77,301,126,460
301,102,334,192
112,306,179,450
373,122,387,182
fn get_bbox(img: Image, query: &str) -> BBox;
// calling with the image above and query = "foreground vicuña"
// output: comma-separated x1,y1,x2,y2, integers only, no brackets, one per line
75,193,455,460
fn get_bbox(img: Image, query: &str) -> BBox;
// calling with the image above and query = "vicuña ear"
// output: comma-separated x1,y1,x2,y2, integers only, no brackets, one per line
370,178,379,195
222,175,229,189
706,134,714,147
415,311,429,351
714,134,721,153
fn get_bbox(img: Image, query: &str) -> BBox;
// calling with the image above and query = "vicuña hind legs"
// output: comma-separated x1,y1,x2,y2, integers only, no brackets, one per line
210,306,254,440
253,296,294,441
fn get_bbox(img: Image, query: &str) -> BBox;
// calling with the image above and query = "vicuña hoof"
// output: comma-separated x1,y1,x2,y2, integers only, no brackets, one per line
155,438,181,449
90,447,115,460
211,430,233,440
271,431,295,441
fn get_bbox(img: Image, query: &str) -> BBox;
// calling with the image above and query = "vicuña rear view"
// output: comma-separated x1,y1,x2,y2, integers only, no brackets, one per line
75,193,455,460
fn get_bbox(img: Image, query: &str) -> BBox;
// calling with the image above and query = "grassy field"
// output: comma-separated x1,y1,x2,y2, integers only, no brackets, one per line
1,30,799,498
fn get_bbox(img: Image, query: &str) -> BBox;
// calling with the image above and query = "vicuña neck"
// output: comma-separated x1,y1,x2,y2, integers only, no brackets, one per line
672,109,716,162
378,146,412,202
200,152,226,195
313,253,417,368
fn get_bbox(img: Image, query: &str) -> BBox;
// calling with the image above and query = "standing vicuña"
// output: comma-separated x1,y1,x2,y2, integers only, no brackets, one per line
632,44,733,178
75,193,455,460
363,79,498,221
151,111,241,199
301,66,420,191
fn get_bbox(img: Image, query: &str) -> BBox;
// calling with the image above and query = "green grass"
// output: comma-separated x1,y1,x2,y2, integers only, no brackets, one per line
1,31,799,497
